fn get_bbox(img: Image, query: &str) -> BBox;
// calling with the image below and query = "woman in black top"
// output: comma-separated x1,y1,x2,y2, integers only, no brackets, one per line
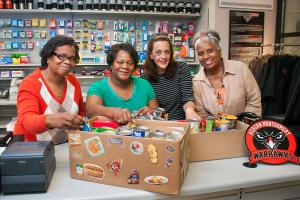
142,35,199,120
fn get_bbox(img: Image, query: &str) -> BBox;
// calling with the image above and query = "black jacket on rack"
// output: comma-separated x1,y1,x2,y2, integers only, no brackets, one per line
251,54,300,124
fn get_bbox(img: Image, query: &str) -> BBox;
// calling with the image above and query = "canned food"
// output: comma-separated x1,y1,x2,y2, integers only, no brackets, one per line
167,131,182,141
188,119,200,134
117,129,132,136
150,130,168,139
132,126,150,138
221,115,238,129
205,116,215,132
214,119,229,131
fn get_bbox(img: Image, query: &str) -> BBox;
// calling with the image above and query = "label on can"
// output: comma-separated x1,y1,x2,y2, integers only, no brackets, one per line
132,126,150,138
188,119,199,134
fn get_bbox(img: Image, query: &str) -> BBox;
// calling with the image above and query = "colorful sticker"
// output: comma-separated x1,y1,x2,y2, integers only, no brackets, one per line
130,142,144,155
69,133,81,145
144,176,168,185
166,146,175,153
84,163,105,179
147,144,158,164
76,164,84,176
127,169,139,184
105,159,123,176
84,136,105,157
164,156,175,169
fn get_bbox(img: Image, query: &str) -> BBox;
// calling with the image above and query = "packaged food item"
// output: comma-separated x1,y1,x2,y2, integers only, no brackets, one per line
188,119,200,134
205,116,215,132
150,130,168,139
214,119,229,131
132,126,150,138
91,120,118,133
221,114,238,129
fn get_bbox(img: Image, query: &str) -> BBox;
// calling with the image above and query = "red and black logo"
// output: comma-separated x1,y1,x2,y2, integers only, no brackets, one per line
245,120,299,165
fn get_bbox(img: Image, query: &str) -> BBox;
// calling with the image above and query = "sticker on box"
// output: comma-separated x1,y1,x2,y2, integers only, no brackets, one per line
76,164,84,176
84,136,105,157
164,156,175,169
83,163,105,179
147,144,158,164
105,159,123,176
69,133,81,145
144,176,168,185
130,141,144,155
127,169,139,184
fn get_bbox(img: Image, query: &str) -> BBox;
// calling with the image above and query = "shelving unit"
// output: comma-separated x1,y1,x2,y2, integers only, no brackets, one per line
0,6,202,130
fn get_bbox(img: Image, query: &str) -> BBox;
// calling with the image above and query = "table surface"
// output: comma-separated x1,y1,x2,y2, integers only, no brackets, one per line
2,143,300,200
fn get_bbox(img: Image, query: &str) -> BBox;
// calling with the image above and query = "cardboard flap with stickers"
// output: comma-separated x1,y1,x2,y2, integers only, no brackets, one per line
68,119,191,195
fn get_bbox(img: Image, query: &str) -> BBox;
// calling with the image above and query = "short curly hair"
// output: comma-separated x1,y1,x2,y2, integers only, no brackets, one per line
107,43,139,69
39,35,80,68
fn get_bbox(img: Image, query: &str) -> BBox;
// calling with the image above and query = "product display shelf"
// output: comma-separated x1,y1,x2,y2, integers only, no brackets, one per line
0,9,200,19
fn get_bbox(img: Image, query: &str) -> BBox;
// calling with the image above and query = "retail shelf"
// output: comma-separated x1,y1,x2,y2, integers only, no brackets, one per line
0,99,17,105
0,9,200,19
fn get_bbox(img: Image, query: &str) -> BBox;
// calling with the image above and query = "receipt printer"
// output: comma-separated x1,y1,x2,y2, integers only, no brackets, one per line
0,141,56,194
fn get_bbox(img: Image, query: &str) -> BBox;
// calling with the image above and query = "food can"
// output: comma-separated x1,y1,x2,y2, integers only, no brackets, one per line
188,119,200,134
150,130,168,139
205,116,215,132
214,119,229,131
132,126,150,138
221,114,238,129
117,129,132,136
167,131,182,141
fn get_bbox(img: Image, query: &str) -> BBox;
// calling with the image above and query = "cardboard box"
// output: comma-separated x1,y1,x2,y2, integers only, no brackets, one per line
68,119,191,195
190,121,249,162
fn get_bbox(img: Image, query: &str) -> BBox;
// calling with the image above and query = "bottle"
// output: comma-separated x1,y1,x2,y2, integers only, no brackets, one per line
65,0,72,9
77,0,83,10
161,1,168,12
0,0,4,9
139,0,145,11
19,0,25,9
108,0,115,10
177,1,184,13
5,0,12,9
169,1,175,12
193,2,201,14
12,0,17,9
116,0,122,10
186,1,192,13
147,0,154,12
100,0,107,10
93,0,99,9
154,1,160,12
37,0,44,9
51,0,58,9
27,0,33,9
46,0,52,9
86,0,92,9
124,0,130,11
58,0,64,9
131,0,137,11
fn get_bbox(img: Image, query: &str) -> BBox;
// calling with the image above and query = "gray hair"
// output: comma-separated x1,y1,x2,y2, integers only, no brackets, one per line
193,30,221,49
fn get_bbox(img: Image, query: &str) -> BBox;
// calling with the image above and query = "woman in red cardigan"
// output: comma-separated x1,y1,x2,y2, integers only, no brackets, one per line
14,35,85,144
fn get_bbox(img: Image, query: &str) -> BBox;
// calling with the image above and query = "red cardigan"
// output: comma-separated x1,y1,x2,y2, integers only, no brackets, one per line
14,67,85,141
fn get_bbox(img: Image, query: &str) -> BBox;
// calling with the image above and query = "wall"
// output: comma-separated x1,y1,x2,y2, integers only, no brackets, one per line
199,0,277,59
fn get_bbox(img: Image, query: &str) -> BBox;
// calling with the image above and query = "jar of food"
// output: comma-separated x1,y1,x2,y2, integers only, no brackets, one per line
214,119,229,131
221,114,238,129
147,0,154,12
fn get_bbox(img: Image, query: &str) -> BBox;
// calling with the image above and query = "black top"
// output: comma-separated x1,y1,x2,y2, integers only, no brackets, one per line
142,62,194,120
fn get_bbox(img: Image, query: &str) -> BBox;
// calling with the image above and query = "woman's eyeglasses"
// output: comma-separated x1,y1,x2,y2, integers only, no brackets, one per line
53,53,78,64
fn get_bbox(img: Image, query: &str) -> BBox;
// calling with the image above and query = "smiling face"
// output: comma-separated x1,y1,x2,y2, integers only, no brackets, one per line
196,41,222,72
111,50,135,81
47,45,77,77
150,41,171,74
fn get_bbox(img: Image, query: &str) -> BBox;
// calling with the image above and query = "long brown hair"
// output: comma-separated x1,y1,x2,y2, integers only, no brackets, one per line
143,35,177,82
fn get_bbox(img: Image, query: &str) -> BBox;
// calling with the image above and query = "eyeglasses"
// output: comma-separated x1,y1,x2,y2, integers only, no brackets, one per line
53,53,78,64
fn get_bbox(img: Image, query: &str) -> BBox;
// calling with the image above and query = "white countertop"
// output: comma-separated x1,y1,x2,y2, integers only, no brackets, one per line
2,143,300,200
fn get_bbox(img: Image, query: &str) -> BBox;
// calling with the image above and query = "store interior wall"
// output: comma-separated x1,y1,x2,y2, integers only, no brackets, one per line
203,0,277,59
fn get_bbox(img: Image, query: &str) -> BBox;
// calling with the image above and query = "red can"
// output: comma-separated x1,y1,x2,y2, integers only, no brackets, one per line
5,0,12,9
0,0,4,9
